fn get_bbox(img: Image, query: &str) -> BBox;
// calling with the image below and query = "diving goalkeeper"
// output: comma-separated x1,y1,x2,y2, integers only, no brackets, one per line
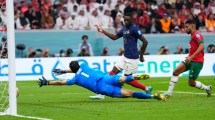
38,60,168,101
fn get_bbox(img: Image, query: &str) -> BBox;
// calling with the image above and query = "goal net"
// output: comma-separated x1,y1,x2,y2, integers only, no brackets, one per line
0,0,8,115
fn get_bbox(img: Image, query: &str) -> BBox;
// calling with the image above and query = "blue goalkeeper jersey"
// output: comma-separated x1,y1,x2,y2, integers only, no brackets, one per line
66,63,105,93
117,23,143,59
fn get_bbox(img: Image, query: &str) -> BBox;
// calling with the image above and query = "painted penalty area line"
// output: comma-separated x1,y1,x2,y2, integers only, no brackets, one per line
159,91,215,96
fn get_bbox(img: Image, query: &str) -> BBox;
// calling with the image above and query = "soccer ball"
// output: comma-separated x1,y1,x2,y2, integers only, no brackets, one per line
7,87,20,97
16,87,20,97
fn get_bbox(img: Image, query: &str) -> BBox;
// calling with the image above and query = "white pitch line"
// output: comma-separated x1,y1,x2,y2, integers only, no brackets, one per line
16,114,52,120
159,91,215,95
0,113,51,120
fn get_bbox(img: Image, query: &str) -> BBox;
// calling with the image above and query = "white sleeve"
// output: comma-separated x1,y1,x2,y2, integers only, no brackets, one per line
54,18,62,29
15,18,22,29
26,18,31,29
73,17,79,29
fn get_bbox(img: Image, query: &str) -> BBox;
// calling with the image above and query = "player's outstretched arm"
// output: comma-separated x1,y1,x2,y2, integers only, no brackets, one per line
38,76,67,87
95,25,119,40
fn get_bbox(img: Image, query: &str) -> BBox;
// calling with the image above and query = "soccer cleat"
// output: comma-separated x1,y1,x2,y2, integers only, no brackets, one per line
145,86,153,94
154,93,169,101
154,93,161,100
133,74,150,80
160,94,170,101
206,85,212,97
89,94,105,100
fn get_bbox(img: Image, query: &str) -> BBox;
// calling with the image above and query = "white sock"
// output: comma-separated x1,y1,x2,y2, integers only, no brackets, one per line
167,76,179,94
195,81,209,90
145,87,148,91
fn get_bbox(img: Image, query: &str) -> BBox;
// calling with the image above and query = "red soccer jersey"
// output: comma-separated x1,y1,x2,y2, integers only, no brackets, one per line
189,31,204,62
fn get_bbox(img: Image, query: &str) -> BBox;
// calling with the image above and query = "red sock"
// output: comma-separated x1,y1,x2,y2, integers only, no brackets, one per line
128,80,146,90
109,71,115,76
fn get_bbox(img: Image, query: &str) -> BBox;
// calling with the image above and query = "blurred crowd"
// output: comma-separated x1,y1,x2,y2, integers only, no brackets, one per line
0,0,215,33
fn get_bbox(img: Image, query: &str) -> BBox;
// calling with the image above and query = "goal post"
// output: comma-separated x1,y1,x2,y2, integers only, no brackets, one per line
0,0,17,116
7,0,17,115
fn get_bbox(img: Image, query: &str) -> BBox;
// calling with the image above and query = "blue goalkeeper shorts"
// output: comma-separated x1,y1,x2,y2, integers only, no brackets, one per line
96,75,122,97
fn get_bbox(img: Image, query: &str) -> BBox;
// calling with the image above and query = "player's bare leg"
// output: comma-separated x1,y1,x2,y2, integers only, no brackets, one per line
109,66,120,75
164,63,186,96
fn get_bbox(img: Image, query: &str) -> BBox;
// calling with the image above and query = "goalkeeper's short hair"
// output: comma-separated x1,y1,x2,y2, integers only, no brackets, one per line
69,61,80,73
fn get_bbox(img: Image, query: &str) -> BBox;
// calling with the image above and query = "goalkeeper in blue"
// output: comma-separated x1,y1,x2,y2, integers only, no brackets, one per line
38,60,168,101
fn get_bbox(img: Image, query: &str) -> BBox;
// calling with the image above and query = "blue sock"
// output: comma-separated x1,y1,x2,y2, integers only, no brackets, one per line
132,92,152,99
125,75,133,82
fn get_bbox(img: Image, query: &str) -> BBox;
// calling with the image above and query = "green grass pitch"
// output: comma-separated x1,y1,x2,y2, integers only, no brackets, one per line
1,76,215,120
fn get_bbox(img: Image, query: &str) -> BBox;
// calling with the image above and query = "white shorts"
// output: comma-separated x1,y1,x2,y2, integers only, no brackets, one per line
115,56,139,75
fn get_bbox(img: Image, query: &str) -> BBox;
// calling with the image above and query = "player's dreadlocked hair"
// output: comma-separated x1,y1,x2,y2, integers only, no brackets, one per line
185,19,196,25
69,61,80,73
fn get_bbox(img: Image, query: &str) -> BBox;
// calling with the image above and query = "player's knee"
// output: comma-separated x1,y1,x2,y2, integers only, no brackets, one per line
188,80,195,87
173,71,179,76
119,76,125,83
125,91,133,97
112,67,120,74
122,90,133,97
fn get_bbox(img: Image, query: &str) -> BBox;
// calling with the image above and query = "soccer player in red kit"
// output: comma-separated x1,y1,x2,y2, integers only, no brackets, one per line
164,19,212,97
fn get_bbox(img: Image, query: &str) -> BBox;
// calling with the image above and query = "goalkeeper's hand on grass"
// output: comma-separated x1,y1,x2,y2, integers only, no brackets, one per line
53,69,66,76
38,76,49,87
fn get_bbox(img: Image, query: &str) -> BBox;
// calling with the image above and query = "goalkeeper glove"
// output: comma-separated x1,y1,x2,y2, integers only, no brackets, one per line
53,69,66,76
38,76,49,87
